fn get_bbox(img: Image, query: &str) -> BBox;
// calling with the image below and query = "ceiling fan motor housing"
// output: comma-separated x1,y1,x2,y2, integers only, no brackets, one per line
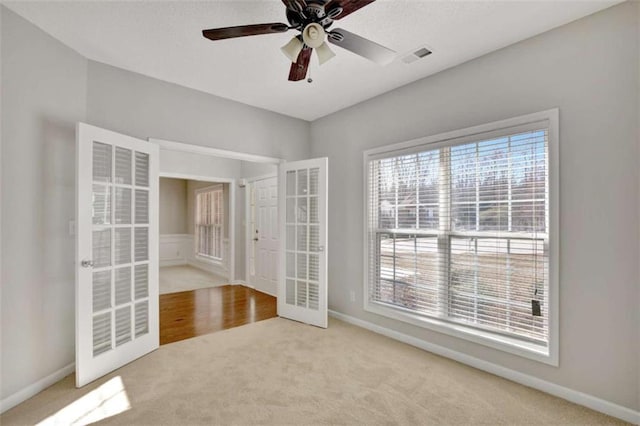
286,0,339,31
202,0,394,82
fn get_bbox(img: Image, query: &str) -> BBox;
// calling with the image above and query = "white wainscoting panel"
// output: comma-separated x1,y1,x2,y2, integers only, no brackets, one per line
159,234,192,267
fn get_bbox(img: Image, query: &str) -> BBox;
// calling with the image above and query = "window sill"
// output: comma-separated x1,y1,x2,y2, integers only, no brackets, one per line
364,300,557,366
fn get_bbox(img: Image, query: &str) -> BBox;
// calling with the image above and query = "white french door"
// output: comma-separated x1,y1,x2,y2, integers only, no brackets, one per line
278,158,328,328
249,176,279,296
75,123,159,387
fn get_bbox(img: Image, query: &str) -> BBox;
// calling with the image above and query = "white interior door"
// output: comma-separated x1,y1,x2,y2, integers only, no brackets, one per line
250,176,278,296
75,123,159,387
278,158,328,328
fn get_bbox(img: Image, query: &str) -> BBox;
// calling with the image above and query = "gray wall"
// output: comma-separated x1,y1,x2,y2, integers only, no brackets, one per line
637,2,640,410
0,7,308,404
159,178,188,235
86,61,310,161
1,8,88,400
310,2,639,411
86,64,301,283
159,149,244,178
241,161,278,180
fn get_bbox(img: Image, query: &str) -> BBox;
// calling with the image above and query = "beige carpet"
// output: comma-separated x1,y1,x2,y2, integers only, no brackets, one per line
1,318,626,425
159,265,228,295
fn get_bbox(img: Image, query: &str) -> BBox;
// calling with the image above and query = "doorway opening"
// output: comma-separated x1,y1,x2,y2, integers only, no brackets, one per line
75,125,328,387
156,150,280,345
159,178,230,294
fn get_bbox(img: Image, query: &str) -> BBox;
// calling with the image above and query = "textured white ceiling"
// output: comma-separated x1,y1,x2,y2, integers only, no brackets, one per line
4,0,621,121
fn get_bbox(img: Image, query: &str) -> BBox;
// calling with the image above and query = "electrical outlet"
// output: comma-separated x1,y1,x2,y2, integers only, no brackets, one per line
349,290,356,303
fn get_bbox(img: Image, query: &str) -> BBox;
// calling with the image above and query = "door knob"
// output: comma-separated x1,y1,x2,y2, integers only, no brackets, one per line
81,259,94,268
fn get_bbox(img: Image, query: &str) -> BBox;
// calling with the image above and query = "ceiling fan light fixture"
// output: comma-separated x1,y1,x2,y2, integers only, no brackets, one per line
281,37,304,62
315,42,336,65
302,23,325,49
201,0,395,82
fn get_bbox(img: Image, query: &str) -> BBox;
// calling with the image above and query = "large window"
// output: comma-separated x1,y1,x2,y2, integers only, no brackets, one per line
195,185,224,261
365,111,558,363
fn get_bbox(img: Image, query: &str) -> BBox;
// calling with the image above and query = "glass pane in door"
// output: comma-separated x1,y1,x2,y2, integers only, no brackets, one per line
93,142,112,183
115,147,132,185
90,141,151,358
283,167,321,310
92,185,111,225
92,271,111,312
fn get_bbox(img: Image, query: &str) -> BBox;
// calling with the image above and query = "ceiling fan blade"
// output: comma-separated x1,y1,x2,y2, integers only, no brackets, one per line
324,0,375,20
328,28,395,65
202,23,289,41
288,48,312,81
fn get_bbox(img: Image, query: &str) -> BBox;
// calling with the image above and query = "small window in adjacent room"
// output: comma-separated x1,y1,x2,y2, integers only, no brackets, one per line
364,110,558,364
195,184,224,261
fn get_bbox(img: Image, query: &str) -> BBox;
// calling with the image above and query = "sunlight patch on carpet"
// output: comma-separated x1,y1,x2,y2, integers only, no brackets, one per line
36,376,131,426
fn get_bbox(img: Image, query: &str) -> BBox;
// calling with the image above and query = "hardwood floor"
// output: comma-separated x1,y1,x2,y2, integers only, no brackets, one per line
160,285,277,345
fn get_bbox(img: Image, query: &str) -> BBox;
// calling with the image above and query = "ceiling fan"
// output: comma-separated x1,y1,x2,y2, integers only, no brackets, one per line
202,0,396,82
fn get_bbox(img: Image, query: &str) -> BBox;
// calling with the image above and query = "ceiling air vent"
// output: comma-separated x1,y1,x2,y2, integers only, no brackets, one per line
402,46,433,64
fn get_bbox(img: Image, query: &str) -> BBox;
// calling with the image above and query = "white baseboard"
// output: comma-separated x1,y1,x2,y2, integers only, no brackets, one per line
159,234,192,267
328,310,639,425
260,289,277,298
0,362,75,414
7,312,635,423
159,259,187,267
238,281,277,298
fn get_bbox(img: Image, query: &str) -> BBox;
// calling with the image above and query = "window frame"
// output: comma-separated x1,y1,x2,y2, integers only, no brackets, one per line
362,109,559,366
194,184,225,263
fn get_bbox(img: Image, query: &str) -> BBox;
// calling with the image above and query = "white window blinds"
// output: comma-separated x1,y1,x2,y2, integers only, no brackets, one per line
367,124,549,347
195,185,224,260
